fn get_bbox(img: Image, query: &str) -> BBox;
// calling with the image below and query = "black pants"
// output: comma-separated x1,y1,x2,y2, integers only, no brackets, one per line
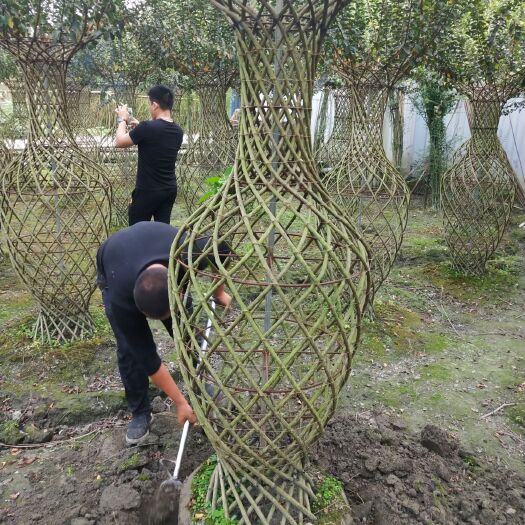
128,187,177,226
98,275,151,416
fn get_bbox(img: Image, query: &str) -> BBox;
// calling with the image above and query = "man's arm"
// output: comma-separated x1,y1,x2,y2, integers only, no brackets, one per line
114,105,138,149
150,365,196,426
112,305,196,426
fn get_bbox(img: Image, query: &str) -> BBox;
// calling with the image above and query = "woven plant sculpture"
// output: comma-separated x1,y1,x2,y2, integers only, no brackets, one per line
177,73,237,212
0,38,111,342
168,1,370,523
315,86,352,171
326,83,409,303
441,85,516,275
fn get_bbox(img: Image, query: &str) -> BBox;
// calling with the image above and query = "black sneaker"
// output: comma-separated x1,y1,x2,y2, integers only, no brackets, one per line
125,413,153,445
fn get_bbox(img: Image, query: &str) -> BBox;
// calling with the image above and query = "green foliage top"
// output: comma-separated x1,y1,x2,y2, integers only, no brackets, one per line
0,0,125,47
133,0,237,87
87,32,156,95
410,66,458,126
442,0,525,91
325,0,463,88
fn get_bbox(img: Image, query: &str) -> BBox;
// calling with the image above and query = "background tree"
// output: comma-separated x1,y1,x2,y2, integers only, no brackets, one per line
0,0,124,342
438,0,525,274
409,67,458,209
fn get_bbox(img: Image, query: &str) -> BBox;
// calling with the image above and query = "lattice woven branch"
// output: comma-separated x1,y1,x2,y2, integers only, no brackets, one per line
441,85,516,275
315,86,352,170
0,38,111,342
177,76,237,213
326,83,409,304
168,1,369,523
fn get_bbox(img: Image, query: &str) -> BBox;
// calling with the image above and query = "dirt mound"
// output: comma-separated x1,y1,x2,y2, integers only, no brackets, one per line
313,411,525,525
1,410,524,524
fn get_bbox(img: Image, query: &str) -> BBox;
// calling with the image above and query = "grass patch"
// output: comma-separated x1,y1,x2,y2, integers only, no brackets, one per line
359,299,453,360
312,476,344,514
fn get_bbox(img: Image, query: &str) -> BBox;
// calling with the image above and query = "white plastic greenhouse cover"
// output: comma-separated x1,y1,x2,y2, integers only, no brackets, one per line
312,91,525,198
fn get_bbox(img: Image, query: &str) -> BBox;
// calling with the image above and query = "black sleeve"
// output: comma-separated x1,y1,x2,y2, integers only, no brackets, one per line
129,121,149,145
110,302,162,376
193,236,233,271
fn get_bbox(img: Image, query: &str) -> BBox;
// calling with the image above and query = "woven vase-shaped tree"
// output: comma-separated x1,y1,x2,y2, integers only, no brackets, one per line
437,0,525,274
326,83,409,303
322,0,459,304
315,86,352,171
442,86,516,275
5,77,28,124
168,1,370,523
0,128,11,172
0,38,111,342
177,73,237,212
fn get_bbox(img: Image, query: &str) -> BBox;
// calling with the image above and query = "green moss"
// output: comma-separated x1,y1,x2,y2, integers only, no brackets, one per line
377,383,418,408
424,334,449,354
359,299,453,361
507,404,525,429
192,456,219,515
189,456,240,524
204,509,238,525
419,362,453,381
0,420,23,445
118,452,141,472
461,454,480,471
420,257,522,304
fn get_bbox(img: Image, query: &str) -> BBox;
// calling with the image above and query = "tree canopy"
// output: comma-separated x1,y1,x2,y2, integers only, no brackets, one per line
132,0,237,87
325,0,466,88
0,0,125,46
440,0,525,92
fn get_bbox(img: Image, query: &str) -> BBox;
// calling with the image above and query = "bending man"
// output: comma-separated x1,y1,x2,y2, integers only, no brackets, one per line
97,221,231,444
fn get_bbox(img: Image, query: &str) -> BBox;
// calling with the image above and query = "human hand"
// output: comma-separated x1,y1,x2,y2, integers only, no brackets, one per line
129,117,139,129
115,105,130,122
214,290,232,308
177,401,197,427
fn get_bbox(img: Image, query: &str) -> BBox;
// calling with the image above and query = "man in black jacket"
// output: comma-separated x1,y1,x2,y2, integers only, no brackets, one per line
97,221,231,444
114,85,183,225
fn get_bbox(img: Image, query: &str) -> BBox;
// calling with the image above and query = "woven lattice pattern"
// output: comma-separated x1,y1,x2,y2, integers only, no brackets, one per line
5,77,28,123
66,83,98,152
177,77,237,213
442,86,516,275
0,38,111,342
326,84,409,303
168,1,370,523
0,134,11,173
315,86,352,170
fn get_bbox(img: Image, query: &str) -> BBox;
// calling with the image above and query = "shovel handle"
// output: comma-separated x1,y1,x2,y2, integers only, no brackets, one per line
170,299,216,481
173,419,190,480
